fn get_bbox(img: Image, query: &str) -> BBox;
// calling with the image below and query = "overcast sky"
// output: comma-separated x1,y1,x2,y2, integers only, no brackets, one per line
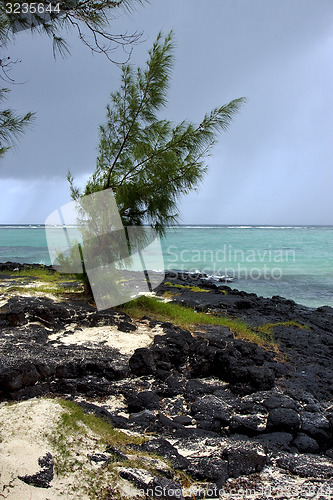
1,0,332,225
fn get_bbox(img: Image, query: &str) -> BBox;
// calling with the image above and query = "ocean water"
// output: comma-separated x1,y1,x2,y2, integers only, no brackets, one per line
0,225,332,309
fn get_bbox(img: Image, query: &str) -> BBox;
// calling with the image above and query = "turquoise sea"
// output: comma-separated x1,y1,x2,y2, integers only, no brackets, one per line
0,225,332,309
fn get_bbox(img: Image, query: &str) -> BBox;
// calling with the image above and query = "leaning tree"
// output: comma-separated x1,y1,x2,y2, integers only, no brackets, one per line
68,31,245,235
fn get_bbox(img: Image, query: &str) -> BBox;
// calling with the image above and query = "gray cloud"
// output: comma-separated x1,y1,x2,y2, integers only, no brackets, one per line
1,0,332,224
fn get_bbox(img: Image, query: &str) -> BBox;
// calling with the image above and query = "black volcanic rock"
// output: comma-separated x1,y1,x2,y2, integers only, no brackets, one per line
292,433,320,454
2,266,333,492
127,390,160,412
191,395,231,429
129,348,157,375
254,432,294,452
299,411,332,448
230,413,267,436
147,477,184,500
212,346,276,394
187,456,229,486
267,408,301,434
18,452,54,488
276,453,333,478
220,440,267,478
140,438,190,470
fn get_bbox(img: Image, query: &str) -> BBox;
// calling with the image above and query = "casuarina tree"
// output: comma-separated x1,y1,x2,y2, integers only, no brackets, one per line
0,88,34,159
68,31,245,235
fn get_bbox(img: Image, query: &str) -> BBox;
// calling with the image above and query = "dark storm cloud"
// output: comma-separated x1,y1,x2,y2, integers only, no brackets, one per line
1,0,333,224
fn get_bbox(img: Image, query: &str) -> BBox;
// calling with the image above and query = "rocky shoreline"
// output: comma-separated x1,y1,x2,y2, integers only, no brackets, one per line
1,265,333,498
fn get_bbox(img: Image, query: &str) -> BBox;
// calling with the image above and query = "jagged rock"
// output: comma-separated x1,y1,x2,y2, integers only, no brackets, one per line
152,328,193,371
187,456,229,487
105,414,131,429
173,415,193,426
88,453,110,463
191,395,231,428
147,477,184,500
162,396,188,416
267,408,301,434
129,409,157,430
212,346,276,394
117,321,137,333
140,438,190,470
105,445,129,462
160,375,187,397
262,391,298,410
276,452,333,478
0,362,40,392
127,390,160,412
292,433,320,454
129,348,156,375
155,412,188,432
246,366,276,391
235,300,253,310
220,440,267,477
118,467,155,489
77,400,131,430
188,344,217,378
194,417,221,433
300,411,332,448
230,413,267,435
254,431,294,451
185,378,225,399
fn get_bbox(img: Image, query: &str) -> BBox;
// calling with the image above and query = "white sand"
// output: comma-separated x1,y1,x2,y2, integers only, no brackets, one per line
0,398,64,499
0,397,142,499
49,321,165,355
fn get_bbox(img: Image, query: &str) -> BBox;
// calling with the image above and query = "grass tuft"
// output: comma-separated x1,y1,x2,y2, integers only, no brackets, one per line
48,398,194,499
0,267,84,297
164,281,211,293
55,399,144,449
119,295,274,348
256,320,310,343
49,399,147,497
